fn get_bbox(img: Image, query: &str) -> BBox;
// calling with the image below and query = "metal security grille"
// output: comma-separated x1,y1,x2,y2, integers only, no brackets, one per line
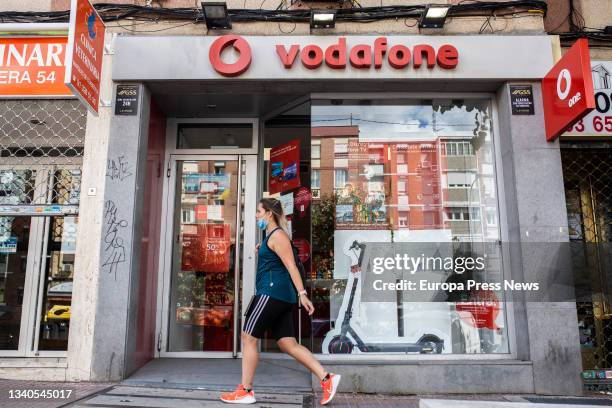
561,143,612,392
0,100,86,211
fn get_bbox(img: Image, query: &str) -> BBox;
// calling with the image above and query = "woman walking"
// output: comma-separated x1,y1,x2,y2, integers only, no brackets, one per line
220,197,341,405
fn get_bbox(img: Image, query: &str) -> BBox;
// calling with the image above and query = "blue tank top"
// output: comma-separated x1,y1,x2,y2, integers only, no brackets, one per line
255,227,297,304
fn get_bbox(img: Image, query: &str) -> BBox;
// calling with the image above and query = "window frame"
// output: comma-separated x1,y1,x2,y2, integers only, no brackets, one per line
0,164,81,358
334,169,348,190
305,93,515,361
167,118,259,155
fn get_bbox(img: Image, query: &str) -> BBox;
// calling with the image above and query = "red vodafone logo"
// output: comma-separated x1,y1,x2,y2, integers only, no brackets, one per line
209,35,252,77
556,68,583,108
556,69,571,100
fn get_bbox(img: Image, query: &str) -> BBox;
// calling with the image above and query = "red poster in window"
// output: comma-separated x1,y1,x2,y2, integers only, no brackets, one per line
292,238,311,264
294,187,311,217
269,139,300,194
181,224,231,273
64,0,106,115
542,38,595,141
455,289,500,330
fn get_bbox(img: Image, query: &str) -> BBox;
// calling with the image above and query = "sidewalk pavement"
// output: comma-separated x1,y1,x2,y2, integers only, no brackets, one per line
1,379,611,408
0,379,114,408
312,391,612,408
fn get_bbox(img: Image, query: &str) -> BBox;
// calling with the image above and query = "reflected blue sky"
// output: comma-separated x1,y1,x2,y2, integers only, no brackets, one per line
312,101,490,141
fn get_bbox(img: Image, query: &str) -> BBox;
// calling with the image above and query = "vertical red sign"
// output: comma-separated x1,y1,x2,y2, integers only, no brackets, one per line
542,38,595,141
64,0,105,115
269,139,301,194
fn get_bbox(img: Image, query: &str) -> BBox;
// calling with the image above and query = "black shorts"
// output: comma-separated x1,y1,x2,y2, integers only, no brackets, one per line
243,294,295,340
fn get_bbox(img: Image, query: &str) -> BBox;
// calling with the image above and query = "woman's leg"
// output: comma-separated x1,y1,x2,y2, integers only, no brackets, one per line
241,331,259,389
277,337,327,380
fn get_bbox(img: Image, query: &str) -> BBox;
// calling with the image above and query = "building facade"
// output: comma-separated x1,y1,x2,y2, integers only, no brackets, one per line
0,0,610,395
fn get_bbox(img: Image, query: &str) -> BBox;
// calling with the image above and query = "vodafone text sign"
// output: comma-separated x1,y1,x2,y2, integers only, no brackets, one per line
114,35,553,81
542,39,595,141
0,37,72,97
64,0,105,115
209,35,458,77
274,38,458,70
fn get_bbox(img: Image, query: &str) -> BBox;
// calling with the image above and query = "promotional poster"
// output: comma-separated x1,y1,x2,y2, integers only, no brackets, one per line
269,139,300,194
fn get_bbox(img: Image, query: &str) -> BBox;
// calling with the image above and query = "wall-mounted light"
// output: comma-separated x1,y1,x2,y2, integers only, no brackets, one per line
419,4,450,29
202,2,231,30
310,10,336,29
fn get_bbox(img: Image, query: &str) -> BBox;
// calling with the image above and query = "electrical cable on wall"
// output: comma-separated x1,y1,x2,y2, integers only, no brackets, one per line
545,0,611,48
1,0,608,48
0,1,548,24
2,0,609,47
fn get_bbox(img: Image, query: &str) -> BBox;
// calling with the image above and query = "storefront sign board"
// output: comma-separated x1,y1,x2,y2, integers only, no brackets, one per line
564,60,612,136
64,0,105,114
114,35,554,81
0,37,72,96
542,39,595,141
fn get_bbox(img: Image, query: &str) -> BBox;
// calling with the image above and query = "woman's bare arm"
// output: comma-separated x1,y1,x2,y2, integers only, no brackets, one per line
268,231,315,314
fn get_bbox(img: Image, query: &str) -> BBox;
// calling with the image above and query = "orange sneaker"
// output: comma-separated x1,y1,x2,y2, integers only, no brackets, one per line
320,373,341,405
220,384,256,404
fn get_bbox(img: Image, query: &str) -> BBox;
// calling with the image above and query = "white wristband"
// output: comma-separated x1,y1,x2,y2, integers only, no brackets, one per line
298,290,307,297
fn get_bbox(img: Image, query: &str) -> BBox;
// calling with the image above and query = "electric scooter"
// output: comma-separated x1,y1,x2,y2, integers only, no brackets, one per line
323,240,448,354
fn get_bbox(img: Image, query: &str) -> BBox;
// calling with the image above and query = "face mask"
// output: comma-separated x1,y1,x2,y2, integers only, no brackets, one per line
257,218,268,230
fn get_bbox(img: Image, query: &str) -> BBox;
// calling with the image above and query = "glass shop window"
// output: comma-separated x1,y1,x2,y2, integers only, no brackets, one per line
308,98,507,356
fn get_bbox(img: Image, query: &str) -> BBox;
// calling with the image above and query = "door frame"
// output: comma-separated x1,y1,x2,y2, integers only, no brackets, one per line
156,153,258,358
165,118,259,155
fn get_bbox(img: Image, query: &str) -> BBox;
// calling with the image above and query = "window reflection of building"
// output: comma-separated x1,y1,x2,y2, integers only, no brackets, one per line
591,63,610,90
310,126,494,239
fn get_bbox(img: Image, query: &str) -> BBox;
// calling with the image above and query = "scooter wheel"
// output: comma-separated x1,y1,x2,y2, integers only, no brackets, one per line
328,335,354,354
417,335,444,354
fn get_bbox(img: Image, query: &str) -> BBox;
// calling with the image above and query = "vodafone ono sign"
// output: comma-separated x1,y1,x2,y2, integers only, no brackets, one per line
209,35,458,77
542,39,595,141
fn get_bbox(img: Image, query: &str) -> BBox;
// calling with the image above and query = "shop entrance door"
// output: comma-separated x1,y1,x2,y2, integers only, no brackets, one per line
159,155,258,357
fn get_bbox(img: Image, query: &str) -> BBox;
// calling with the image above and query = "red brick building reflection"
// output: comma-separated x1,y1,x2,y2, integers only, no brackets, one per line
312,125,479,235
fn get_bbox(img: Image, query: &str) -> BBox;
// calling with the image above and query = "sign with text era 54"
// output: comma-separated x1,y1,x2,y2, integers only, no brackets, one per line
0,37,72,97
542,38,595,141
64,0,105,115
